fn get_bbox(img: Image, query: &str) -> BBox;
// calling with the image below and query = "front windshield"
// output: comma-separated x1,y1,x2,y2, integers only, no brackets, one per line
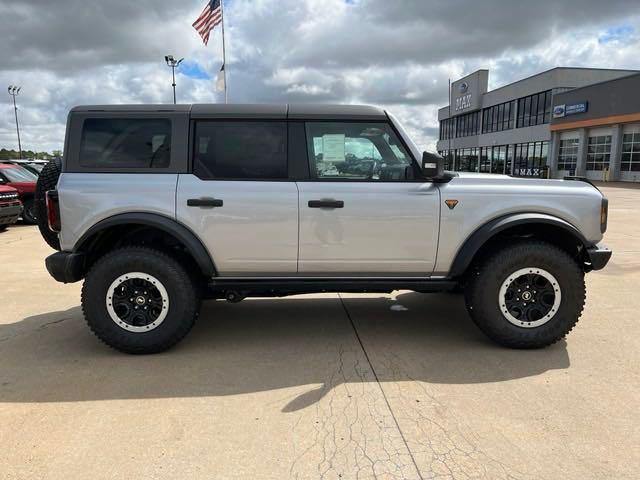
2,166,37,182
386,112,422,161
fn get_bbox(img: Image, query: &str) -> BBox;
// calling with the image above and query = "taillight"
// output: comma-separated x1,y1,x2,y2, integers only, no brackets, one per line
45,190,61,233
600,197,608,234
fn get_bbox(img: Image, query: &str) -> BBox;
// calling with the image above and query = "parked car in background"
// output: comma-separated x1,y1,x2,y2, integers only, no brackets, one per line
0,183,22,231
0,163,37,224
1,160,47,176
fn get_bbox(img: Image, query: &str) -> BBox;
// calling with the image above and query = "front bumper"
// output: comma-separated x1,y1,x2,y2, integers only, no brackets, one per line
585,243,612,271
0,203,23,226
45,251,86,283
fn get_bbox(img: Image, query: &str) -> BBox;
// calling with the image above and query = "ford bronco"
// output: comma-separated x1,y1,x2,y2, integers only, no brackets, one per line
38,104,611,354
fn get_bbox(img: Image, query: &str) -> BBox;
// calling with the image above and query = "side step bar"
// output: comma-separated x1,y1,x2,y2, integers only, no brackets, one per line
206,278,458,300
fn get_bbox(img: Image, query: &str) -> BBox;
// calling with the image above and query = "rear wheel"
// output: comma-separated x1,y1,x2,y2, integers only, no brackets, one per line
81,247,200,354
465,240,585,348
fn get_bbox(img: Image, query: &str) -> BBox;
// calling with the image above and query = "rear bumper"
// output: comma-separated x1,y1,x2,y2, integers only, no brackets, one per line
0,203,22,225
585,243,612,271
45,251,86,283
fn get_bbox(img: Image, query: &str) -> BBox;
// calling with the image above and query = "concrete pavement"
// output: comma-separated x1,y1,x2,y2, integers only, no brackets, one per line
0,184,638,479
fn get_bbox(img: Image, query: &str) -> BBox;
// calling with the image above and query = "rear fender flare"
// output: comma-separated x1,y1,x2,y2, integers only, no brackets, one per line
74,212,216,277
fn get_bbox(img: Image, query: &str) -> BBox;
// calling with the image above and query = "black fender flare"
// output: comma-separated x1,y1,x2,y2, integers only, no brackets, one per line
448,213,591,278
74,212,216,277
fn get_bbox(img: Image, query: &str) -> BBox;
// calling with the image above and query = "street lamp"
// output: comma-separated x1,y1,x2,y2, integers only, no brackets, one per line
7,86,22,159
164,55,184,104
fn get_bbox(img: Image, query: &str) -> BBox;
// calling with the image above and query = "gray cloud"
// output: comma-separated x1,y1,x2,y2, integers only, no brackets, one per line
1,0,639,152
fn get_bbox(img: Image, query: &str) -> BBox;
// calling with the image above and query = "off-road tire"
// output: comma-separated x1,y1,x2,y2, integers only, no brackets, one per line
81,247,200,354
464,240,585,349
21,199,38,225
35,158,62,250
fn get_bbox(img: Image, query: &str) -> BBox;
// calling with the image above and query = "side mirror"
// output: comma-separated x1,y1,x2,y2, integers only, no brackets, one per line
421,152,444,179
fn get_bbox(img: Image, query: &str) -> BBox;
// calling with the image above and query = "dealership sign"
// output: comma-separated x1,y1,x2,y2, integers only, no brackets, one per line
553,101,589,118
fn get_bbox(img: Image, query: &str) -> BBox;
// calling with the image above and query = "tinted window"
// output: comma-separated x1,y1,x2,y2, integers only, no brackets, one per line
194,121,287,179
80,118,172,168
306,122,413,181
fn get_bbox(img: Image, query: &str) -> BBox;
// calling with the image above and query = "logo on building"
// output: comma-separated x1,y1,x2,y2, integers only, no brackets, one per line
459,82,469,94
553,102,588,119
553,105,566,118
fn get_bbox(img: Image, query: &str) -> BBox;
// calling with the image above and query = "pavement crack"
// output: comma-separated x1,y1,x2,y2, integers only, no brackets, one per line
338,293,425,480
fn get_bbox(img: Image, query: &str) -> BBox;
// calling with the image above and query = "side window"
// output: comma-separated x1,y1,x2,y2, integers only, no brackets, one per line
79,118,172,168
305,122,414,181
193,121,287,180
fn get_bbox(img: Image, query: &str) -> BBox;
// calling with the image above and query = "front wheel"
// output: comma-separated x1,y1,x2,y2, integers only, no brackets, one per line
81,247,201,354
465,241,585,349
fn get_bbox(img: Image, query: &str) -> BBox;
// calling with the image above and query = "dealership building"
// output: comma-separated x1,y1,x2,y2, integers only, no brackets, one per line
436,67,640,182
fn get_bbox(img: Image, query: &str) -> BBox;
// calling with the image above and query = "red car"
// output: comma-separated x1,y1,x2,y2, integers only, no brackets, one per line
0,163,37,224
0,184,22,231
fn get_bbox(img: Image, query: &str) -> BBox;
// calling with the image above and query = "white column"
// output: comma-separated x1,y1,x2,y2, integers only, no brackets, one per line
575,128,588,177
608,124,623,181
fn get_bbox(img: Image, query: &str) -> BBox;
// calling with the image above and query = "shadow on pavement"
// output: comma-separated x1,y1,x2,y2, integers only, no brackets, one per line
0,293,569,409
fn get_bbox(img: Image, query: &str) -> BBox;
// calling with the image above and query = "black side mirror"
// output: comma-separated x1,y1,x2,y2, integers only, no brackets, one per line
421,152,444,179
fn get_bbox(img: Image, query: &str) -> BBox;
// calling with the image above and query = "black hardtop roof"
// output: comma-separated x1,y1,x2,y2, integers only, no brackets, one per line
70,103,388,120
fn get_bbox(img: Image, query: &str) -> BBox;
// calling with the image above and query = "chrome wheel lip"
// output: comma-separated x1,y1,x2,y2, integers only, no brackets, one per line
498,267,561,328
106,272,169,333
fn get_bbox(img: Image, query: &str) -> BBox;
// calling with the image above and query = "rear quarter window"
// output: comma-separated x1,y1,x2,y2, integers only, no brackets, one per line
79,118,172,169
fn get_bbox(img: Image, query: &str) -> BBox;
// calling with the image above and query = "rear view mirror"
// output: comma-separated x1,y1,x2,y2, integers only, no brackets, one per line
422,152,444,179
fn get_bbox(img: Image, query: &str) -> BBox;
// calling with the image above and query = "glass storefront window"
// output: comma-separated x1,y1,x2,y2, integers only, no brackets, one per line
586,135,612,171
513,141,549,177
622,132,640,172
482,100,516,134
517,90,552,128
558,138,579,171
455,148,479,172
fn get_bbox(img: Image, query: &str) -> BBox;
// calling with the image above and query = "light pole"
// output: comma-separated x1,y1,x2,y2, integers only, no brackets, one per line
8,86,22,159
164,55,184,104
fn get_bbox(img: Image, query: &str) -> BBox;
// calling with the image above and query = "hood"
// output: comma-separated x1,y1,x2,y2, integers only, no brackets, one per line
6,181,36,194
449,172,598,191
0,185,18,194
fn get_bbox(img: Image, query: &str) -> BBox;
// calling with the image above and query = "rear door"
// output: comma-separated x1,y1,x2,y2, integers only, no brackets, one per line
176,120,299,275
296,121,440,275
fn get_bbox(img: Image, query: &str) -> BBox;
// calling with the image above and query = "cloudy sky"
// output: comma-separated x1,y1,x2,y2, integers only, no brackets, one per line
1,0,639,153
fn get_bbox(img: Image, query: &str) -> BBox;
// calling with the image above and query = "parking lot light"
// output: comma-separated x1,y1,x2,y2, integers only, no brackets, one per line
7,85,22,159
164,55,184,105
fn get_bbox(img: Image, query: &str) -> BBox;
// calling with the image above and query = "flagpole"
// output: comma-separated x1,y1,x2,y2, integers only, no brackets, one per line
220,0,228,104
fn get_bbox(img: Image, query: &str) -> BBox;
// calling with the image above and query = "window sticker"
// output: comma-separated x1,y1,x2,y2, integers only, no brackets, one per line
322,134,346,163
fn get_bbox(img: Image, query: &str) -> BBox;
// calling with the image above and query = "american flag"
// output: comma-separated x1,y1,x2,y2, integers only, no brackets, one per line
192,0,223,46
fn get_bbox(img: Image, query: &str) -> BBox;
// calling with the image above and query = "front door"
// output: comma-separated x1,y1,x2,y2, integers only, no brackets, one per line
296,121,440,275
176,120,298,275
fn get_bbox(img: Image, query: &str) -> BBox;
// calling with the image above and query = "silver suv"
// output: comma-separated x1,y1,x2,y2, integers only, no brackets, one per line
39,104,611,354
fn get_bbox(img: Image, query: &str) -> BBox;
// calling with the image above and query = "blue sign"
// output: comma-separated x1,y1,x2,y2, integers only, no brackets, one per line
553,102,588,118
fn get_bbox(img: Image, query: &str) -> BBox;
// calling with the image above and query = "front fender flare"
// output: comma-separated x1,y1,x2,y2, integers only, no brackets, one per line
448,213,591,278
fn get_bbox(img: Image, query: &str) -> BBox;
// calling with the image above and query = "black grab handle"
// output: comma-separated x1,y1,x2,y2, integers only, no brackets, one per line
187,198,224,208
308,199,344,209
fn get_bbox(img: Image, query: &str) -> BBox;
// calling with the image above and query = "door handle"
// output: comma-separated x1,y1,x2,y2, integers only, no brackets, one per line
308,199,344,209
187,198,224,208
